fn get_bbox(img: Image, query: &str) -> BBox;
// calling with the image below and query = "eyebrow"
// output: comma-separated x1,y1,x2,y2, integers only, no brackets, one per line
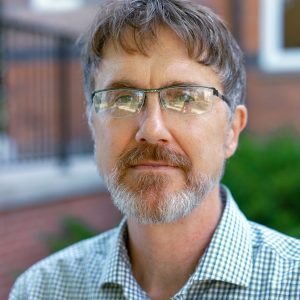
105,79,139,89
103,79,202,89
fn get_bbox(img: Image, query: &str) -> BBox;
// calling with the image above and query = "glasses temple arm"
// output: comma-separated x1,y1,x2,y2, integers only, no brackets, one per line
212,88,231,107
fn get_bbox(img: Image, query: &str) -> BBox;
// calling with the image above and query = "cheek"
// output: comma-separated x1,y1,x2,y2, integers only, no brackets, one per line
92,116,115,173
179,117,227,172
92,115,135,173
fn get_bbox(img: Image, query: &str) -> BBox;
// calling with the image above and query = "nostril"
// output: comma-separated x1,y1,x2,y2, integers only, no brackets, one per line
159,139,168,144
137,135,168,144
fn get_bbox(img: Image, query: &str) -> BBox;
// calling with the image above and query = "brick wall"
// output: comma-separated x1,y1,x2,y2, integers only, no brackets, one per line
0,192,121,300
247,68,300,134
5,57,92,160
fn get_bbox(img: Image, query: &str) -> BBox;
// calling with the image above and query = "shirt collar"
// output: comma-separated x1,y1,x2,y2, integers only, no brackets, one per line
99,219,149,298
99,186,253,291
187,186,253,288
99,218,130,286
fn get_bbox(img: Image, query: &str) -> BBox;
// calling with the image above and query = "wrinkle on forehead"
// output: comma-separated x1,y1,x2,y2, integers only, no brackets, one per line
95,27,222,91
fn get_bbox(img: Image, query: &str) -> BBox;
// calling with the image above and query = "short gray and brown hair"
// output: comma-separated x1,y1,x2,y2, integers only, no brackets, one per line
79,0,246,113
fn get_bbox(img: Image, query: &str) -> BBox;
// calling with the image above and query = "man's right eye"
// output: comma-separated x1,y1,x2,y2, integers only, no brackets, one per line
115,95,134,105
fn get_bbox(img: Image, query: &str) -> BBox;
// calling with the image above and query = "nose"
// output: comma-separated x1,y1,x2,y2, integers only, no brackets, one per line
135,93,172,145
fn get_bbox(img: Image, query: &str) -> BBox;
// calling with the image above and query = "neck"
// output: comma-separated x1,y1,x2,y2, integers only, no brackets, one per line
127,186,224,300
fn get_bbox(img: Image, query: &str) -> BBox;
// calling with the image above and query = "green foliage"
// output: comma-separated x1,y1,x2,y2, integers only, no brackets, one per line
222,132,300,238
45,216,98,253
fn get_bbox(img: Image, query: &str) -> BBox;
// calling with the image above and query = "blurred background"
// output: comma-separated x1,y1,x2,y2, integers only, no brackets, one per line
0,0,299,298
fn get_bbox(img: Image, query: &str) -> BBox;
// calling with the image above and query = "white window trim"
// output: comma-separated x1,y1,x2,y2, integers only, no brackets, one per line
30,0,83,12
260,0,300,72
0,155,105,211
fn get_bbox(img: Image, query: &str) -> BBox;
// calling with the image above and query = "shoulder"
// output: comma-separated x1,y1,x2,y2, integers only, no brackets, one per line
30,226,118,271
9,227,119,299
47,226,119,262
250,221,300,261
249,221,300,286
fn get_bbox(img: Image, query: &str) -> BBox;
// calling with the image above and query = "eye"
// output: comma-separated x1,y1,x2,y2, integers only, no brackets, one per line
115,94,135,105
112,91,144,115
176,93,195,103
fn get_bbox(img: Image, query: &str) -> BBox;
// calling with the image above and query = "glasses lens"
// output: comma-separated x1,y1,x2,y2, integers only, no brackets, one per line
161,86,213,115
93,90,144,117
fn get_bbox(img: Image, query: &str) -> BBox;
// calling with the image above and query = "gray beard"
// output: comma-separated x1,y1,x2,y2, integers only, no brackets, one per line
104,167,223,225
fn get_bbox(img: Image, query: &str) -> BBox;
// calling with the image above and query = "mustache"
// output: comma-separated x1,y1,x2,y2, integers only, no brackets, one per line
116,143,192,174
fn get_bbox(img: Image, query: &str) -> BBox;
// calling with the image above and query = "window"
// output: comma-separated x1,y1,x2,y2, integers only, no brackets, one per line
260,0,300,72
30,0,83,12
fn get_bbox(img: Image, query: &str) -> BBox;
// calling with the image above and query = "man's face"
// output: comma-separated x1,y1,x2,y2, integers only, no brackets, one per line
92,27,242,224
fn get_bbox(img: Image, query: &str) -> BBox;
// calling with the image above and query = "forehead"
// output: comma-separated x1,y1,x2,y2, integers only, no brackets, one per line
94,26,222,90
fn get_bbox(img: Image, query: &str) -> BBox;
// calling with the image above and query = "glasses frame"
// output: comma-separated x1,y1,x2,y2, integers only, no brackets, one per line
91,85,230,116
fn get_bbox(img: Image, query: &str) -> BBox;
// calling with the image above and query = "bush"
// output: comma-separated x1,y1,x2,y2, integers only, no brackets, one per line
45,217,97,253
222,132,300,238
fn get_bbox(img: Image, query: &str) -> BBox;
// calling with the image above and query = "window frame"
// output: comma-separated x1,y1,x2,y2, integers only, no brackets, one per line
30,0,83,12
259,0,300,72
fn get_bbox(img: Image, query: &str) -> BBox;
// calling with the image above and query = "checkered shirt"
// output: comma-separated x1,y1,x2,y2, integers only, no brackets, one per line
9,188,300,299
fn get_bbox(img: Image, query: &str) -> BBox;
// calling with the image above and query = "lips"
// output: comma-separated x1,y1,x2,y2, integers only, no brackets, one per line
130,161,177,168
115,143,192,178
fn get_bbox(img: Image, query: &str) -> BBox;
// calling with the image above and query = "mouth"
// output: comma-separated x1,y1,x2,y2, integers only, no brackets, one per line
130,161,178,171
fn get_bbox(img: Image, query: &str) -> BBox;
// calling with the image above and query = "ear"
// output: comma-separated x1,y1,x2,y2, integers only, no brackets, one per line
225,105,248,158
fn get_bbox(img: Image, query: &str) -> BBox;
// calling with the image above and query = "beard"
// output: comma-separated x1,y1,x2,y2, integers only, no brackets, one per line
102,143,224,225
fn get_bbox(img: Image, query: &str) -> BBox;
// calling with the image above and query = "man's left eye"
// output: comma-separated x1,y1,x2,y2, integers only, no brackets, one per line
178,94,194,102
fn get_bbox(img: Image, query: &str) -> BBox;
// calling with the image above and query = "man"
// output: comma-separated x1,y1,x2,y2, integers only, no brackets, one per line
9,0,300,299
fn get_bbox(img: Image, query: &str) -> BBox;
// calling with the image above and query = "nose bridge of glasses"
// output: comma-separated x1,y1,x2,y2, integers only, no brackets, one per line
142,88,164,109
